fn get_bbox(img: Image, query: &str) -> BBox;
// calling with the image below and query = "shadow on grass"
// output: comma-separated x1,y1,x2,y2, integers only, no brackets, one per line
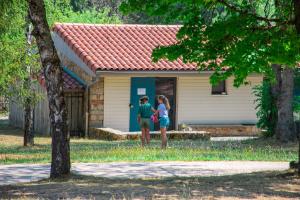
0,171,299,199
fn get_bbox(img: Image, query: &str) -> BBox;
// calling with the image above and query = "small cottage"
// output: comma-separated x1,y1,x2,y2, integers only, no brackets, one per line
10,23,262,136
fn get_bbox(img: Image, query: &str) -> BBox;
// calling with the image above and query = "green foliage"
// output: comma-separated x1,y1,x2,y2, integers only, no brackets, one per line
120,0,299,86
253,80,277,137
69,0,178,24
0,0,42,106
45,0,121,26
0,0,121,104
0,0,28,97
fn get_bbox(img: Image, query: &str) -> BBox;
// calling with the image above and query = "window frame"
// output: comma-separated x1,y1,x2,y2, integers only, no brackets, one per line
211,80,227,95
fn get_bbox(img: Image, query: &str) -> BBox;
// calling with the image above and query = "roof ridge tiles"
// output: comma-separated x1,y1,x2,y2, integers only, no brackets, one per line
53,22,182,28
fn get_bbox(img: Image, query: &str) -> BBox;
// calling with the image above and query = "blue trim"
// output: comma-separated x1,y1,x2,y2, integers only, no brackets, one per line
63,66,87,88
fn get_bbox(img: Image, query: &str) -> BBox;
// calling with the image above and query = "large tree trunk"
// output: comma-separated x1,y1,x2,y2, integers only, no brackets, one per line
270,64,280,136
271,65,296,142
276,67,296,142
293,0,300,176
27,0,70,178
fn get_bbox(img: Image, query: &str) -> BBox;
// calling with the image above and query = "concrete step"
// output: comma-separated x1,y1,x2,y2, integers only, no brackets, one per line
90,128,210,141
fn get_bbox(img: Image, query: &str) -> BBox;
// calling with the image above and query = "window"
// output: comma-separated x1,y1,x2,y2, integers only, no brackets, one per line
212,80,227,95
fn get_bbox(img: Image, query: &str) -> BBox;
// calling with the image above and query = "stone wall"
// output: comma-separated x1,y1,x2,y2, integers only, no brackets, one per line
187,125,260,137
59,54,104,133
89,78,104,128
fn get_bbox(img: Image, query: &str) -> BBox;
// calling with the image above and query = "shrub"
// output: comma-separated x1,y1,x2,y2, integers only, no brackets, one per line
253,80,277,137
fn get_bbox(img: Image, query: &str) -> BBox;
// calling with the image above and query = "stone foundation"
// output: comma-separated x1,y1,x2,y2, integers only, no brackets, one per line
90,128,210,141
187,125,260,137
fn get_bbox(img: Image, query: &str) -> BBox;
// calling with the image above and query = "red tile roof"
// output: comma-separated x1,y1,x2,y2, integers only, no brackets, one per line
62,71,85,91
53,23,197,72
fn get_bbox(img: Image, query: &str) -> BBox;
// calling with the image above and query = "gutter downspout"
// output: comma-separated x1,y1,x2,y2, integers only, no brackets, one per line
85,77,99,138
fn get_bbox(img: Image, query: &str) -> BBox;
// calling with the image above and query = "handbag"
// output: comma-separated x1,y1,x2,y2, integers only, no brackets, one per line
151,114,159,123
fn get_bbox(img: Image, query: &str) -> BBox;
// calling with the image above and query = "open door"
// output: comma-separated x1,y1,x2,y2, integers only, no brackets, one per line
155,78,177,131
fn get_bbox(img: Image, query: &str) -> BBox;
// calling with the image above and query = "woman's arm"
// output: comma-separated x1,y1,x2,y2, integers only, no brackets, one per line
151,107,156,113
153,109,159,115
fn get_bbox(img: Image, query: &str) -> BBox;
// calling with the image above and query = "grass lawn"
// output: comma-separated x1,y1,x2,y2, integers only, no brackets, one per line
1,171,299,199
0,120,298,164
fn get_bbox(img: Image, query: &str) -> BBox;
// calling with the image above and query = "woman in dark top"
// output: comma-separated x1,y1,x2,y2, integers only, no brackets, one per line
138,96,155,147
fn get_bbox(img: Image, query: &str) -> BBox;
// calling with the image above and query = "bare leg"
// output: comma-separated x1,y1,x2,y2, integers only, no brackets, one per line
145,128,151,145
141,128,146,147
160,127,167,149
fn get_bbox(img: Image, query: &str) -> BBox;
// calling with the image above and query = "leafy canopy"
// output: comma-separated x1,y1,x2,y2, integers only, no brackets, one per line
121,0,300,86
0,0,120,100
0,0,28,96
45,0,121,26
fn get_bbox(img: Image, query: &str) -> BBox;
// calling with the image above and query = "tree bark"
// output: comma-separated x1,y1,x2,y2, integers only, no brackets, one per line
270,64,280,137
271,65,296,142
293,0,300,176
270,64,296,142
27,0,70,178
23,13,35,147
276,67,296,142
23,79,34,146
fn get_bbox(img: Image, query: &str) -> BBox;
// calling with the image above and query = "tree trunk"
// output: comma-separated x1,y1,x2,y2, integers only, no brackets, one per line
24,101,34,146
276,67,296,142
23,16,35,147
270,64,296,142
23,79,34,146
27,0,70,178
270,64,281,137
293,0,300,176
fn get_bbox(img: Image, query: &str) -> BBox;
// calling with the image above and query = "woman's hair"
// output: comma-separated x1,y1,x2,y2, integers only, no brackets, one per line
158,95,171,110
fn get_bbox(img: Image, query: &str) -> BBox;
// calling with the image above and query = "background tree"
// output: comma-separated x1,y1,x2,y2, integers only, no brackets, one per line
67,0,177,24
0,0,41,146
45,0,121,25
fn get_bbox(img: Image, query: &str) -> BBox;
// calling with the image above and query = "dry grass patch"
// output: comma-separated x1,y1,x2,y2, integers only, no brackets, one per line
0,153,37,160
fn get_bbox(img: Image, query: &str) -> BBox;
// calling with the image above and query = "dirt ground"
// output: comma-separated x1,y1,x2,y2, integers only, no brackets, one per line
0,171,299,200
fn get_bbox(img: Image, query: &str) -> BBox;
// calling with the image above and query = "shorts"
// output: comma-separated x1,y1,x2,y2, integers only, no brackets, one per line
159,116,170,128
140,118,151,129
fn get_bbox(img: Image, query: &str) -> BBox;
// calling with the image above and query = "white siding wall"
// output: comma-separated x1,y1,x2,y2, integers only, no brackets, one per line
177,75,262,125
102,74,262,131
103,76,130,131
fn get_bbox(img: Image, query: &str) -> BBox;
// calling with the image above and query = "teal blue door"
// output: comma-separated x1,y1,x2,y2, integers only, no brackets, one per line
130,77,155,131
